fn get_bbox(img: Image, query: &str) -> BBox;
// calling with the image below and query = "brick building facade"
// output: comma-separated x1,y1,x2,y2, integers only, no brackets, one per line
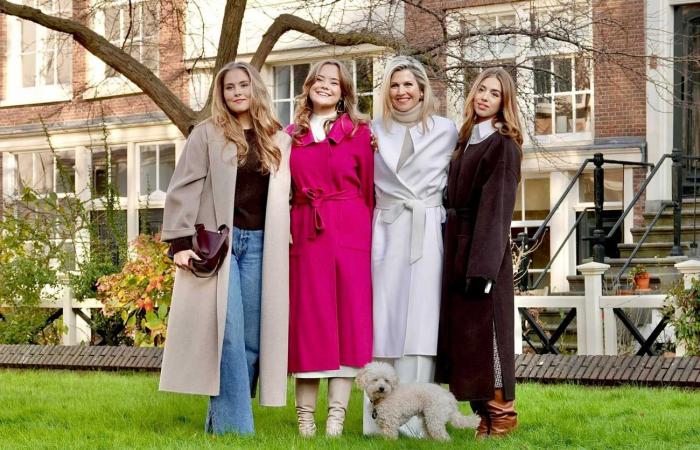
0,0,696,292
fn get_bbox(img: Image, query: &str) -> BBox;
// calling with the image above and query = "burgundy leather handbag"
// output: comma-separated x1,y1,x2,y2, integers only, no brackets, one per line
188,224,230,278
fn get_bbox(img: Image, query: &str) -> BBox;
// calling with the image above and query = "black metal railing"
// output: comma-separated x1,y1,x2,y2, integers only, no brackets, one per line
517,152,653,292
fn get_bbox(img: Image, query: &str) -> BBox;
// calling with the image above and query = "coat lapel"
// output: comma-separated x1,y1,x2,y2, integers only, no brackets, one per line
376,122,417,196
209,138,237,228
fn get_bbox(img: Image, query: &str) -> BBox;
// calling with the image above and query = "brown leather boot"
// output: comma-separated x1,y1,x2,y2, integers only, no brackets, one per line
485,389,518,437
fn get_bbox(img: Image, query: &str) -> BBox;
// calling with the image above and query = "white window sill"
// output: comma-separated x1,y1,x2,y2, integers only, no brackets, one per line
0,90,72,107
528,132,594,147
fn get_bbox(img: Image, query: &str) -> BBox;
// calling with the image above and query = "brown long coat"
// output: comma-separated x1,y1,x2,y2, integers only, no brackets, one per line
159,120,291,406
435,131,521,402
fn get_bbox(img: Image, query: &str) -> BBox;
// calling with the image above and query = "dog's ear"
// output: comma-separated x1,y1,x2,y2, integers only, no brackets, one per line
355,366,369,389
388,371,399,390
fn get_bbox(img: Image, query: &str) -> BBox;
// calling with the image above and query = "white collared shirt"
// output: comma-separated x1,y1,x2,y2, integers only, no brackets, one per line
468,119,498,146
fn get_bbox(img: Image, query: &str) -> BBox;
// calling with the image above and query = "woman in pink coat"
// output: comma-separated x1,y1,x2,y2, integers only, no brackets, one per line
287,59,374,437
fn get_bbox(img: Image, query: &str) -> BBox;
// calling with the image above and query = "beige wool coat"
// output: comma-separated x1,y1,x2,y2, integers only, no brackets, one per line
158,119,291,406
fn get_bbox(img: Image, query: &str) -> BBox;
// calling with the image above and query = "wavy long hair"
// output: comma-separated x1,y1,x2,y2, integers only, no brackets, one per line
211,61,282,173
455,67,523,157
380,55,438,132
291,60,366,143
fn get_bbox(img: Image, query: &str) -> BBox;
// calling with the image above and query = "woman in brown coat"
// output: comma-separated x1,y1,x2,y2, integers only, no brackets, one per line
435,67,522,438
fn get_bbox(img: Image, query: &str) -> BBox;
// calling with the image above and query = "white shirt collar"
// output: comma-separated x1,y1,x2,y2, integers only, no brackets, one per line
469,120,498,145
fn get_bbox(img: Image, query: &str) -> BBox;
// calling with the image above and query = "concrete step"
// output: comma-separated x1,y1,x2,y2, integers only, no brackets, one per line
617,242,698,258
631,226,700,243
642,209,700,227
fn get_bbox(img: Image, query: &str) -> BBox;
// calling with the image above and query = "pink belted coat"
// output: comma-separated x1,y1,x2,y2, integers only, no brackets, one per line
287,114,374,373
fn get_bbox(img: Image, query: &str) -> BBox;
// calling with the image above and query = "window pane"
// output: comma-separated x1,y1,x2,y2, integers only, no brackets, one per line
55,151,75,193
17,154,33,190
43,49,56,85
293,64,310,96
142,3,158,39
554,58,572,92
21,21,36,52
22,54,36,87
524,178,550,220
534,58,550,95
575,56,591,90
140,145,157,195
91,149,108,195
356,58,373,93
142,43,158,72
276,101,291,127
57,46,71,85
554,96,573,133
274,65,290,99
535,96,552,135
139,208,164,236
105,7,120,42
111,147,128,197
37,152,54,192
575,93,592,132
158,144,176,192
579,170,624,203
358,95,373,116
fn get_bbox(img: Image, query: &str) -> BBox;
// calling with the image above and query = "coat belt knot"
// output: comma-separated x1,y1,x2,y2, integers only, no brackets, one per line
293,188,359,239
376,192,444,264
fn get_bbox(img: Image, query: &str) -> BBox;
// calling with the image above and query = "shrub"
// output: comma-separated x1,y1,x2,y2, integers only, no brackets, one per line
97,235,175,347
664,279,700,356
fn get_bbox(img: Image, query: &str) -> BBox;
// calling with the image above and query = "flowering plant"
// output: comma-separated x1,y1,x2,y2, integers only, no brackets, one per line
97,235,175,347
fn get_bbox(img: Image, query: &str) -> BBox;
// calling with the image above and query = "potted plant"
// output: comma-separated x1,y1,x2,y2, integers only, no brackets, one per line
629,264,651,290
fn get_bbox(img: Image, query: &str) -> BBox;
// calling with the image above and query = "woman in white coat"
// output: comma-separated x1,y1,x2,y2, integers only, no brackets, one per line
365,56,459,437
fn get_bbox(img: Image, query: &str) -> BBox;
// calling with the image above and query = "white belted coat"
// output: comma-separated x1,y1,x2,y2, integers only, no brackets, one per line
371,115,458,358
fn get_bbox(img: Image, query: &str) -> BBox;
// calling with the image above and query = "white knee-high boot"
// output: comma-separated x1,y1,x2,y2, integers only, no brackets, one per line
295,378,319,437
327,377,352,436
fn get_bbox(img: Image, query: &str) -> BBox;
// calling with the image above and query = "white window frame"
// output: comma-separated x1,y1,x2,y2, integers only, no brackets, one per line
84,0,159,98
136,141,175,205
1,0,73,106
445,0,594,147
13,149,76,195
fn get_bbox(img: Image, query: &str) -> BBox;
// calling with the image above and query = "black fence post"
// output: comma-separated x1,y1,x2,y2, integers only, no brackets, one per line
671,148,684,256
516,231,530,292
593,153,606,263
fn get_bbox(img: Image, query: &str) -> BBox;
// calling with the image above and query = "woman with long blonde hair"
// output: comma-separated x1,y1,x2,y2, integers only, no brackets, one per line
436,67,522,438
159,61,292,435
364,55,460,438
286,59,374,437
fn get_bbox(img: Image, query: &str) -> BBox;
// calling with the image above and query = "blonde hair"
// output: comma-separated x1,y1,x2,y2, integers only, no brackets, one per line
291,60,366,143
380,56,438,132
211,61,282,173
456,67,523,157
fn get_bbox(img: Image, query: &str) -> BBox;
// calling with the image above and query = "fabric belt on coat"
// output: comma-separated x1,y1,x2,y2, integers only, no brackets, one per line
292,187,360,239
376,192,444,264
446,207,476,220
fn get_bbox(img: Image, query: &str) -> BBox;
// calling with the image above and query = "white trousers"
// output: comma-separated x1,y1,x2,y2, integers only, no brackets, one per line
362,355,435,438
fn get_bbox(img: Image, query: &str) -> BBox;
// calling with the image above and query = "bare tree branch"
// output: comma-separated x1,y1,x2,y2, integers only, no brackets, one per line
0,0,197,135
250,13,407,69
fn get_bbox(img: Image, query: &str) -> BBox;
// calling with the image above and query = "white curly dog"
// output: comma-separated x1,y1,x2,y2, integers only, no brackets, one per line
356,362,479,441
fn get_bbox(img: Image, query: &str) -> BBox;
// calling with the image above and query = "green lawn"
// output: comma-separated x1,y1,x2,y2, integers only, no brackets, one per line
0,369,699,449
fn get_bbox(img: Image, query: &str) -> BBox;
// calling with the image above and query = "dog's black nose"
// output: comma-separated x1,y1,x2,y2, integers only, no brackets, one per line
379,386,384,392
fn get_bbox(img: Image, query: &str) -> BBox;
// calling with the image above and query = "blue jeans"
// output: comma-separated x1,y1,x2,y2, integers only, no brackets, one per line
205,227,264,435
